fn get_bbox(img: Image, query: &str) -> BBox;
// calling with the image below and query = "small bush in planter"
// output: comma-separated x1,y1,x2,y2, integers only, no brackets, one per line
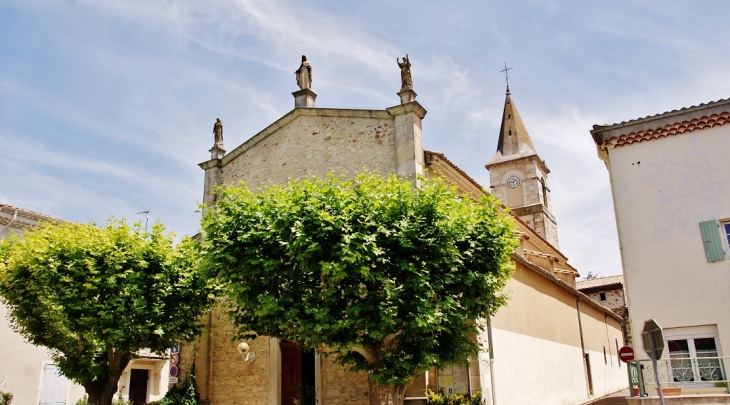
0,391,13,405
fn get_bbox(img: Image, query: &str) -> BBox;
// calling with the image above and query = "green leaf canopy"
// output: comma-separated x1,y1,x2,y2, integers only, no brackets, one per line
202,173,518,387
0,220,216,405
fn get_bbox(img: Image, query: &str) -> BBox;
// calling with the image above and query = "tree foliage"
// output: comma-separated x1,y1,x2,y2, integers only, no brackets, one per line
201,173,518,390
0,220,216,405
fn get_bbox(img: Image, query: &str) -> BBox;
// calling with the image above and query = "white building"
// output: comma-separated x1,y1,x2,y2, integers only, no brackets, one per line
0,204,172,405
590,98,730,393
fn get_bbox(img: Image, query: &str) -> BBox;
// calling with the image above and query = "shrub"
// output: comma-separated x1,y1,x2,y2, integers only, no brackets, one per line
0,391,13,405
148,370,199,405
427,390,485,405
74,395,130,405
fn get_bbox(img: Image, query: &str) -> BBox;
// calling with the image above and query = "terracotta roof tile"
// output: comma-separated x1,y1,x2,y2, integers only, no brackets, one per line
600,97,730,128
598,112,730,148
576,274,624,290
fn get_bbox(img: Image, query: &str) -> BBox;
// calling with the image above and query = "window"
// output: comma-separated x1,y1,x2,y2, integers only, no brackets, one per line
665,325,723,384
723,222,730,250
668,338,722,382
599,293,607,301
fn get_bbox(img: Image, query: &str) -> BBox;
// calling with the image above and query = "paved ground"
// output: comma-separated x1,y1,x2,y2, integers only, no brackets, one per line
585,389,631,405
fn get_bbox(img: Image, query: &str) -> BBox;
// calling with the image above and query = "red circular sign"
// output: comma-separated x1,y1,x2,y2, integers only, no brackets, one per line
170,353,179,366
169,365,179,377
619,346,635,362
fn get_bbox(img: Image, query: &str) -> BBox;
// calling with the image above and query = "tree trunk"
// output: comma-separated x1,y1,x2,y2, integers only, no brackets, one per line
82,376,123,405
82,353,130,405
368,379,405,405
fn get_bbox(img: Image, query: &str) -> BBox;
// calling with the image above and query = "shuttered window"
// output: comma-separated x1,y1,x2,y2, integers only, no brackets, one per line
39,364,68,405
699,220,726,262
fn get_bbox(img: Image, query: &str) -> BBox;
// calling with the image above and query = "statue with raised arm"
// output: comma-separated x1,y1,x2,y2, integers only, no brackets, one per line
295,55,312,90
397,54,413,91
213,118,224,147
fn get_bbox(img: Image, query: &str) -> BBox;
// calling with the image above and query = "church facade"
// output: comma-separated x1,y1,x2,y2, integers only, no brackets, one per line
186,58,627,405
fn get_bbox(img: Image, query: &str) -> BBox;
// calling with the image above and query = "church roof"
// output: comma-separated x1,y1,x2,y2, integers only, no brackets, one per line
486,87,538,167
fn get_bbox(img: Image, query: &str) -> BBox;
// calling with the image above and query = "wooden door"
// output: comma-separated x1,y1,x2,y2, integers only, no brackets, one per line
128,369,149,405
280,341,302,405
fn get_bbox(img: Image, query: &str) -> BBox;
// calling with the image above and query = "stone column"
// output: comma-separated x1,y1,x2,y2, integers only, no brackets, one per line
386,101,427,183
292,89,317,108
199,145,226,208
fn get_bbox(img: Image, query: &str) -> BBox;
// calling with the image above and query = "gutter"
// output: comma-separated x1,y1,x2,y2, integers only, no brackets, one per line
576,297,590,395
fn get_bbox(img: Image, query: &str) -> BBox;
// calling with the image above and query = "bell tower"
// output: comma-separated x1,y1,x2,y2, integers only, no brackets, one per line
485,86,559,247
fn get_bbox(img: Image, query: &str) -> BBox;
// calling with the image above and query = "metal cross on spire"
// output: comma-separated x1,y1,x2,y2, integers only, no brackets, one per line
499,62,513,90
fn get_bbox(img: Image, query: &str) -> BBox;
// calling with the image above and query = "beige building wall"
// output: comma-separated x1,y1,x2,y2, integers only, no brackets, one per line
483,260,625,405
598,119,730,358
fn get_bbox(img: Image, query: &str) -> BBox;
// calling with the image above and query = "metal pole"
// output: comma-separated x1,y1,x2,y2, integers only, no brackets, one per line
649,338,665,405
487,316,497,405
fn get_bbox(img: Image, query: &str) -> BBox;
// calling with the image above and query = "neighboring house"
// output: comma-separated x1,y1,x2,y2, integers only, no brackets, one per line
184,64,627,405
590,98,730,393
0,204,172,404
577,275,632,346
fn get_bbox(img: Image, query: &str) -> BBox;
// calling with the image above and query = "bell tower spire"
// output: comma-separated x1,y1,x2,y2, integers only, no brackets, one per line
486,86,559,248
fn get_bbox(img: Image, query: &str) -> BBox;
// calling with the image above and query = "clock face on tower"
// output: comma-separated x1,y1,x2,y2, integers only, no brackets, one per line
507,176,521,189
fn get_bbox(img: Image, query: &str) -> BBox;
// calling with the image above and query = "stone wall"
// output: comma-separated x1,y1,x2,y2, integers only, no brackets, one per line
584,289,624,312
217,111,397,191
320,355,370,405
181,310,272,404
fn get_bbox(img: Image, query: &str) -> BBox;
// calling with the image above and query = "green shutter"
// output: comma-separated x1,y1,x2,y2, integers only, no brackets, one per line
699,220,726,262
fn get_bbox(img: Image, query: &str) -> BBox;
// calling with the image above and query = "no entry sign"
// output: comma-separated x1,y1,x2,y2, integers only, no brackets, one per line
618,346,635,362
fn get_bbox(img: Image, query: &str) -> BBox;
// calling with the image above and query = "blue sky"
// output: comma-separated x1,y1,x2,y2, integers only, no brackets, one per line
2,0,729,277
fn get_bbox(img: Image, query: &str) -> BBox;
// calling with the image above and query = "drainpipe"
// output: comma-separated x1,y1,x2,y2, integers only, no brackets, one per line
487,316,497,405
205,311,213,404
576,297,589,395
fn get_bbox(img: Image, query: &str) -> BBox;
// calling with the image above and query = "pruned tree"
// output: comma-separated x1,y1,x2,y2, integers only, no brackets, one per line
201,173,518,405
0,220,216,405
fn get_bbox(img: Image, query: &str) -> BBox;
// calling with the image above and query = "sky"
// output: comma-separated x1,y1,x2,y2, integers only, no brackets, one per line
1,0,729,278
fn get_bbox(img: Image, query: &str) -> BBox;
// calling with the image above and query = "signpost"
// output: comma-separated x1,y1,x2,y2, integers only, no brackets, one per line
169,345,181,385
618,346,635,363
641,319,666,405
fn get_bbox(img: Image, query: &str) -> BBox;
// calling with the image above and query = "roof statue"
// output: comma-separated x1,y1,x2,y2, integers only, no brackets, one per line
295,55,312,90
213,118,224,148
397,54,413,91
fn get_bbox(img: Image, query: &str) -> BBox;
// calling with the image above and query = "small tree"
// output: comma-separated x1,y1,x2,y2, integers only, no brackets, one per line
201,173,518,405
0,220,216,405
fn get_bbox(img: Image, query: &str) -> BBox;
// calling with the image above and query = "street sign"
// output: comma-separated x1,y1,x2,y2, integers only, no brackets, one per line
170,353,179,366
641,319,665,360
169,377,179,384
618,346,635,362
170,365,179,378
